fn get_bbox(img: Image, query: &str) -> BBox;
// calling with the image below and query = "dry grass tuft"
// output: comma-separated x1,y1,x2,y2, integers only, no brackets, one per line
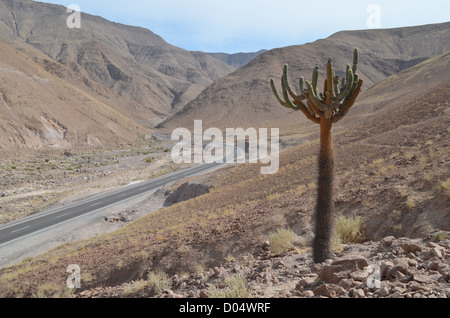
268,228,298,256
208,275,252,298
332,215,365,249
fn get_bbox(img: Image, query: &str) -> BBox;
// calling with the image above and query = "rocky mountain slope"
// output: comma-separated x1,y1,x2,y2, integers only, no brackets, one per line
0,39,149,152
158,22,450,131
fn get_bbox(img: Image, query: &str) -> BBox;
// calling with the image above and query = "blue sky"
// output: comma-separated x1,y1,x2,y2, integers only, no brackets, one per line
38,0,450,53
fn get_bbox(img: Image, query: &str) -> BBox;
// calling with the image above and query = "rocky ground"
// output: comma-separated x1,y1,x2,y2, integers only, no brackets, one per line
75,232,450,299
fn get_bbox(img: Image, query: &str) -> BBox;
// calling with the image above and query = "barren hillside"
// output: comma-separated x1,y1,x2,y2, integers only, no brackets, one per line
158,22,450,131
0,39,150,152
0,0,250,116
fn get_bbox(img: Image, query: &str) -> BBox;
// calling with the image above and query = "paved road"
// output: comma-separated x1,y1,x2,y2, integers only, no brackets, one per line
0,162,224,246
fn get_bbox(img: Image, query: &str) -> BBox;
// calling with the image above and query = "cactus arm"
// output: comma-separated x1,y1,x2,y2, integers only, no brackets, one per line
326,59,334,102
332,79,363,123
333,69,354,107
334,74,340,97
306,99,324,121
283,64,305,103
306,96,324,117
344,73,359,104
270,77,320,124
306,80,329,112
352,48,359,74
270,78,289,108
299,77,306,95
312,66,320,96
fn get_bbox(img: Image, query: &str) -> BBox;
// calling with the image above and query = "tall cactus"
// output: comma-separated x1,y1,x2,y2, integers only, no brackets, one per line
270,48,363,263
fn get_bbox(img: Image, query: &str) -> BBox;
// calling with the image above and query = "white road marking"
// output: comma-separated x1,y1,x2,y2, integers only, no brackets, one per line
11,226,31,234
56,212,71,219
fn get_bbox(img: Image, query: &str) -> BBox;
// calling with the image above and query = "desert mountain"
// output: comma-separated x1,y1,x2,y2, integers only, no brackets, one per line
0,0,265,152
0,0,264,118
158,22,450,131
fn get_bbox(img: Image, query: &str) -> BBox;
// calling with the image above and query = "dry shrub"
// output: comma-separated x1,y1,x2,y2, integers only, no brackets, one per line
268,228,297,255
208,275,252,298
147,271,172,294
332,215,364,246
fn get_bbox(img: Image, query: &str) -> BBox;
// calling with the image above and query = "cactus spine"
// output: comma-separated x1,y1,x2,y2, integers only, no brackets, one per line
270,49,363,263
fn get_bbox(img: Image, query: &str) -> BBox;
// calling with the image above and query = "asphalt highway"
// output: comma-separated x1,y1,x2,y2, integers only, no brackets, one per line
0,162,223,246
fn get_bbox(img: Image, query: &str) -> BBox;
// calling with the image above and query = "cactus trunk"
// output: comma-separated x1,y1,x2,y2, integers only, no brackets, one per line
313,118,335,263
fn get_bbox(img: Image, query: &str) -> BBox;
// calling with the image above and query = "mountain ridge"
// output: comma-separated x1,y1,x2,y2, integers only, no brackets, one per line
158,21,450,131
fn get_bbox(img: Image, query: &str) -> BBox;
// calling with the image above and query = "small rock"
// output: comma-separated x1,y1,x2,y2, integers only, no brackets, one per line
414,274,432,284
313,284,334,298
332,254,369,271
380,261,395,279
428,247,443,259
199,290,209,298
303,290,315,298
327,284,348,296
377,287,390,297
318,265,345,284
401,242,422,254
407,259,418,267
258,260,272,270
389,291,403,298
427,261,440,271
296,278,315,290
213,267,221,277
350,270,369,282
338,278,355,289
352,288,365,298
380,236,396,247
408,281,428,292
273,260,286,268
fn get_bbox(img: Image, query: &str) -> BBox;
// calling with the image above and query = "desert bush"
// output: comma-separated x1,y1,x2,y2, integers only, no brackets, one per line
208,275,252,298
333,215,364,245
147,271,172,294
123,279,147,296
35,283,60,298
144,157,154,164
268,228,297,255
439,178,450,196
432,232,449,242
